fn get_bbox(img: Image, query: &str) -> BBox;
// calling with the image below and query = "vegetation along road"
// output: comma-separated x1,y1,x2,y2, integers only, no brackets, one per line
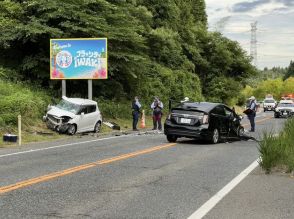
0,113,287,218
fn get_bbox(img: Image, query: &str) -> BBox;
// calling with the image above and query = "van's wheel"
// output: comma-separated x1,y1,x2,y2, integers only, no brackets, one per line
209,129,219,144
94,121,101,133
167,135,177,143
67,124,77,135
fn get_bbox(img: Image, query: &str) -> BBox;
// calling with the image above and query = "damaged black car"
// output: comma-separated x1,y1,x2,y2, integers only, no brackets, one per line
164,102,244,144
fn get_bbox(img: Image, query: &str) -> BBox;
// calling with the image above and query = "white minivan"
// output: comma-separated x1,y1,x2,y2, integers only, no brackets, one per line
43,96,102,135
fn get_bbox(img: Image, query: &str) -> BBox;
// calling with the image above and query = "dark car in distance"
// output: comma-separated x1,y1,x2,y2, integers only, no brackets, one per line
164,102,244,144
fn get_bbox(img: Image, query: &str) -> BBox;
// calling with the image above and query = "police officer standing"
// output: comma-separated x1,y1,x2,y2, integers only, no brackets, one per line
247,96,257,132
132,96,141,131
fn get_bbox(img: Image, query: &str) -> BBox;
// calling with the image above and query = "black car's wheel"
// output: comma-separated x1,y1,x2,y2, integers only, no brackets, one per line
94,121,101,133
209,128,219,144
237,127,245,137
67,124,77,135
274,113,279,118
167,135,177,143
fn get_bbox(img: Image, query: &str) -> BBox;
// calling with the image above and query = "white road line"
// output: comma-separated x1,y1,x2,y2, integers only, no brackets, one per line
187,159,259,219
0,135,131,159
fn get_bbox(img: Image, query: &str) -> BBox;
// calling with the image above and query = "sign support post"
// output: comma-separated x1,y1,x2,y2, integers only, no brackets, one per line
62,80,66,97
88,79,92,100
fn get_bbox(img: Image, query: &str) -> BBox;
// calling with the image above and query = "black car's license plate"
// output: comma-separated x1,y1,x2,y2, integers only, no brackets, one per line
180,118,191,124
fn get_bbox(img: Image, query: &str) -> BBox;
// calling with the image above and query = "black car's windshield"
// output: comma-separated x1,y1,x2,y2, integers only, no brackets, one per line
56,99,81,114
278,103,294,107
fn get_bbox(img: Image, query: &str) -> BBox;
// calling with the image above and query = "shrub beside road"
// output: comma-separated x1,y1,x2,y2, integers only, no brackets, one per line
259,118,294,173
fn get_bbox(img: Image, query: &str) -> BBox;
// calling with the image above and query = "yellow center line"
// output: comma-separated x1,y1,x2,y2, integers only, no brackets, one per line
0,116,273,195
0,143,176,195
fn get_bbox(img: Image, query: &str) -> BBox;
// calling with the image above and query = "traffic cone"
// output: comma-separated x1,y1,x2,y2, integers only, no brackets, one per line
140,110,146,128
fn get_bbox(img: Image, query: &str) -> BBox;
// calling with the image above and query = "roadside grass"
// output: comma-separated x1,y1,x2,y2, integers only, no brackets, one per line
101,116,155,132
258,118,294,173
0,122,66,147
0,115,157,147
0,79,61,147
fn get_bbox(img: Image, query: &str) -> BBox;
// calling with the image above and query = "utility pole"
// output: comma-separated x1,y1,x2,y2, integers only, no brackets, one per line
250,21,258,67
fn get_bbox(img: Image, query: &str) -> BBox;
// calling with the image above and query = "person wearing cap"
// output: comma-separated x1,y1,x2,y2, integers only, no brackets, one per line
247,96,257,132
151,97,164,130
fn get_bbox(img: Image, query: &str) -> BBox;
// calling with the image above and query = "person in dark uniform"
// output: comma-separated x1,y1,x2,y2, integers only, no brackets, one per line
247,96,257,132
132,96,141,131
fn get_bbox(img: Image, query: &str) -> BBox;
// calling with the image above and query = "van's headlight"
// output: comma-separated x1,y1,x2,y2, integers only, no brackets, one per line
61,116,71,123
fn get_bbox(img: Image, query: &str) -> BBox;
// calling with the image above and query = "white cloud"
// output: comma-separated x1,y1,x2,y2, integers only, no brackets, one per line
206,0,294,69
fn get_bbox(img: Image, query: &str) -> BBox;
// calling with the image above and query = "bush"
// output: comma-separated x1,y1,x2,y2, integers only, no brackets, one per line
0,80,50,127
258,118,294,173
137,64,204,104
96,99,132,120
206,76,242,105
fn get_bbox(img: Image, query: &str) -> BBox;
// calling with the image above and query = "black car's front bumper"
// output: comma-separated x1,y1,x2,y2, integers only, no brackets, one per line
164,120,210,139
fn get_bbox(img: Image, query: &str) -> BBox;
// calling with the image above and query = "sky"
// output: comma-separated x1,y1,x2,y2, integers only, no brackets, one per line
205,0,294,69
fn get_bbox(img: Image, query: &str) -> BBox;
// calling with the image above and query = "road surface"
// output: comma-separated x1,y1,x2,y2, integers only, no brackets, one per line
0,112,286,218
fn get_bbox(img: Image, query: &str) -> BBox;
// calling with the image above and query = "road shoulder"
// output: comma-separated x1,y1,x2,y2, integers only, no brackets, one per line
205,167,294,219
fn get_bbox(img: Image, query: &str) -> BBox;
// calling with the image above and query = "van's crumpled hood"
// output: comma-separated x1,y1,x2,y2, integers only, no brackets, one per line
47,106,75,118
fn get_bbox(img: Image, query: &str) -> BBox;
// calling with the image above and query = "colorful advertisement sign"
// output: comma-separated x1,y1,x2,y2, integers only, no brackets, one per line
50,38,107,79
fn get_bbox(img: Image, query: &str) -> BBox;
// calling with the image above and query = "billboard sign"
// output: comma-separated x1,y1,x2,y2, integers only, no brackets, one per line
50,38,107,79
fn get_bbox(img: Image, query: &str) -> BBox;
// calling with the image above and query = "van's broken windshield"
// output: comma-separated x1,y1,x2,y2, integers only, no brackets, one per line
56,99,80,114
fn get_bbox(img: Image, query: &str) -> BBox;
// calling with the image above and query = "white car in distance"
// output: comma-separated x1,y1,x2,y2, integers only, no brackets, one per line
263,98,276,112
43,97,102,135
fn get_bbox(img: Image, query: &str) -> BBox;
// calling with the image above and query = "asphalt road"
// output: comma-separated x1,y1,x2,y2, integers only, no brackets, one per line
0,112,286,219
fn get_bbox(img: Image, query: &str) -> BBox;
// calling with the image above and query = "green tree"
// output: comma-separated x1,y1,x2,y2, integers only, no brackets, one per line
284,60,294,80
0,0,256,104
205,76,242,105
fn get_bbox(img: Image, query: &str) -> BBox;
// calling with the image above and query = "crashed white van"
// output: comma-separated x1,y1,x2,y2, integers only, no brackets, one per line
43,97,102,135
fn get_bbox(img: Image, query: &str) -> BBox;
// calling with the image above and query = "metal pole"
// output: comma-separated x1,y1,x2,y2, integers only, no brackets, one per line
62,80,66,97
18,115,21,146
88,79,92,100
